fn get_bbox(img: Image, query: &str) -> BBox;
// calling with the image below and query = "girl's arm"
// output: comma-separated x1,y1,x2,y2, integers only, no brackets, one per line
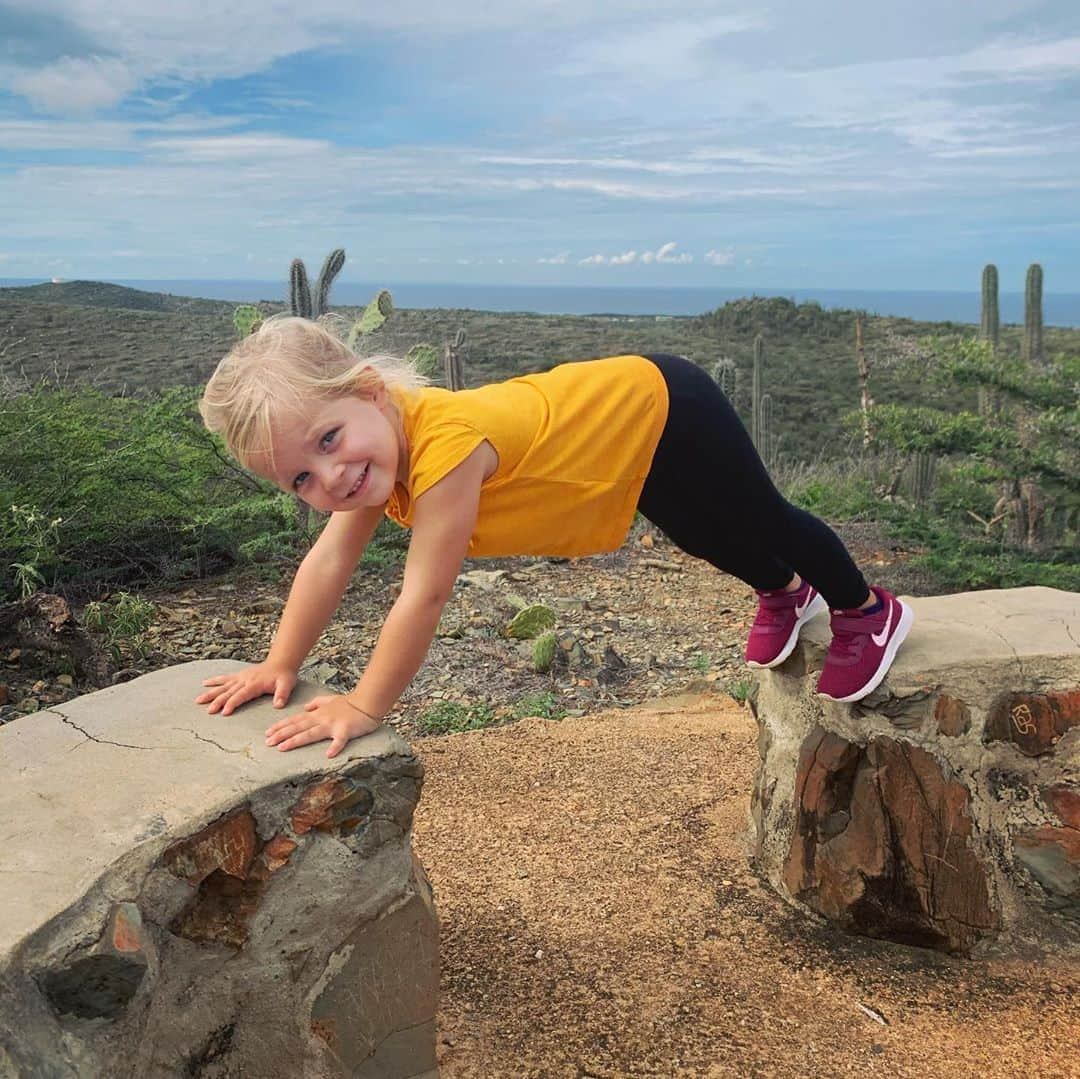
264,442,494,755
197,502,385,715
267,503,386,670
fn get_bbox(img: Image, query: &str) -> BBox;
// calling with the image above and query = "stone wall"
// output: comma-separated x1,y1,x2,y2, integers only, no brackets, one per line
751,587,1079,956
0,662,438,1078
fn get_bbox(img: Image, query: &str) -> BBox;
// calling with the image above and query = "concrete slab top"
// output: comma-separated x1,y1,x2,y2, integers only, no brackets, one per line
802,586,1080,679
0,661,414,959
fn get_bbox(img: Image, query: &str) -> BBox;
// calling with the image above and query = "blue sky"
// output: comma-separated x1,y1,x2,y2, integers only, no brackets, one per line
1,1,1078,290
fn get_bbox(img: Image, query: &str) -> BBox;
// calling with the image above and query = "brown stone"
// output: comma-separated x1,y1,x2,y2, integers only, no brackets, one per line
985,688,1080,756
934,694,971,737
163,808,287,949
784,727,999,954
170,871,265,949
249,835,298,881
163,806,258,885
1043,786,1080,831
291,776,374,836
109,903,145,955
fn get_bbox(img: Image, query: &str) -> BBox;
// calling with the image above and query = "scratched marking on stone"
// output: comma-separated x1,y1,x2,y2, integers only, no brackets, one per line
1010,703,1037,736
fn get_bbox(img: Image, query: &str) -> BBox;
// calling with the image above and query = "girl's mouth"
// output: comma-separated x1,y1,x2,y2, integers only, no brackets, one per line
346,464,369,498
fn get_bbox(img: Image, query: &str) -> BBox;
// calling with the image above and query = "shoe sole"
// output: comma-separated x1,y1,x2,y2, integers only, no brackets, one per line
746,592,828,669
818,600,915,703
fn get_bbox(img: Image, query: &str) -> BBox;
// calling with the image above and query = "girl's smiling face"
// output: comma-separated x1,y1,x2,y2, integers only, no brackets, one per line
254,387,407,513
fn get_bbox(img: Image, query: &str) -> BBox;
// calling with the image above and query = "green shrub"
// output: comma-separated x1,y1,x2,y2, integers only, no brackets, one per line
0,384,330,599
417,700,497,735
82,591,156,660
511,691,566,720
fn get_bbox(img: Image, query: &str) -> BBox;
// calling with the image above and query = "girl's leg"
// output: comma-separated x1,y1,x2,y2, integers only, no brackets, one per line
637,354,870,610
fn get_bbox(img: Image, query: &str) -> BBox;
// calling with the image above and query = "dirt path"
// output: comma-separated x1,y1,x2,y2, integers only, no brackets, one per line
413,694,1078,1078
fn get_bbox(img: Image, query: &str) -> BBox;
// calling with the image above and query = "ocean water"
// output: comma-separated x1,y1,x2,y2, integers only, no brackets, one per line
4,278,1080,328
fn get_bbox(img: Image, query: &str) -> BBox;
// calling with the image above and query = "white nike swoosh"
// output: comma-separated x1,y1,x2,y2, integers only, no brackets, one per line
795,591,813,618
871,604,894,646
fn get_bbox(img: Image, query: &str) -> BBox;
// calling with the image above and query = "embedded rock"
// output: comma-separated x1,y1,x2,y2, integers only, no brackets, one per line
0,662,438,1078
751,587,1080,955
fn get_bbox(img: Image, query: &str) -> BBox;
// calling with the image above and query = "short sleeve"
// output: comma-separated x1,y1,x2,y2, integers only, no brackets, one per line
408,420,487,504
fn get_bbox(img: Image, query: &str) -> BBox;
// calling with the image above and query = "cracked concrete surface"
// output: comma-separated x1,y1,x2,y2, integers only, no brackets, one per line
0,661,439,1077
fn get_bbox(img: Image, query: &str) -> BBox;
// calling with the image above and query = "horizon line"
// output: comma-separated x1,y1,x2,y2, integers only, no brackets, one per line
4,276,1080,298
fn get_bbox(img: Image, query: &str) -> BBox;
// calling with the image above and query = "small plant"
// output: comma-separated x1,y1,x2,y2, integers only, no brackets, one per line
690,651,710,674
417,700,497,735
6,504,63,598
725,677,756,704
82,592,156,661
511,692,566,721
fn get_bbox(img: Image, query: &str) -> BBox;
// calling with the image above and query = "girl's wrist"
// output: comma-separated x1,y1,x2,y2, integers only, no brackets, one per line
343,696,381,725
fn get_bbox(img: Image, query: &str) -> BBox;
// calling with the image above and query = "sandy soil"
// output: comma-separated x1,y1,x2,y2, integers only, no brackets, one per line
413,694,1079,1079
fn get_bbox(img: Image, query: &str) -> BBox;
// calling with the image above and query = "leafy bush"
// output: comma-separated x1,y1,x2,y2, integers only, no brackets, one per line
0,384,310,599
511,691,566,720
417,700,497,735
82,591,156,660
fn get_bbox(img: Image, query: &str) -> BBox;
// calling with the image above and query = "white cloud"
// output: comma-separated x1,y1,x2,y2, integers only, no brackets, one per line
561,13,765,80
144,134,331,161
609,250,637,265
538,251,570,264
641,242,692,264
705,248,735,266
579,254,606,265
7,56,137,113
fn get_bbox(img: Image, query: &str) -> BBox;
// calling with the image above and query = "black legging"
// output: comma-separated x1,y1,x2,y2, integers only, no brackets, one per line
636,354,870,610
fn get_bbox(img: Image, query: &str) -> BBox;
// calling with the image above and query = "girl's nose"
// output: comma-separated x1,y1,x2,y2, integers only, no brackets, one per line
325,461,348,491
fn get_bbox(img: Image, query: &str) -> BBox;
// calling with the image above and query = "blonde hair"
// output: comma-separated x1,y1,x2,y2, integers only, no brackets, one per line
199,314,426,468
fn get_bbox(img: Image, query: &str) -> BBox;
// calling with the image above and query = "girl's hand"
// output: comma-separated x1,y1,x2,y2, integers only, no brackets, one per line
196,662,298,715
264,695,381,759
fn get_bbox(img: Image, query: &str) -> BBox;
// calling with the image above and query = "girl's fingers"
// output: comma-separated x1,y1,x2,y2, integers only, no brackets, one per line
278,725,329,752
326,735,348,759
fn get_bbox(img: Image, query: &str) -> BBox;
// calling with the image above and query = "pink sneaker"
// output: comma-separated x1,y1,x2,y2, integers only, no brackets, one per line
817,586,914,702
745,581,827,669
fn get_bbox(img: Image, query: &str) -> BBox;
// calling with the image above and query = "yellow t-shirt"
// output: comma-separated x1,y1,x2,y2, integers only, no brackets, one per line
385,354,669,557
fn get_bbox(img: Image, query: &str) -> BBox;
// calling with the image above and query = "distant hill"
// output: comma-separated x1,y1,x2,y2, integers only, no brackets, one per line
2,281,1078,460
0,280,230,316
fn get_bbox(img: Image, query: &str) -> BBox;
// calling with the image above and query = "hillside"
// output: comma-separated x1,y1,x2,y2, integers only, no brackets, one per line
2,282,1078,462
0,280,231,316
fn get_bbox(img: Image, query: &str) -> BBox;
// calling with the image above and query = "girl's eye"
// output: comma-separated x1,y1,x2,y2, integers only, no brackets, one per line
292,471,309,491
319,428,339,450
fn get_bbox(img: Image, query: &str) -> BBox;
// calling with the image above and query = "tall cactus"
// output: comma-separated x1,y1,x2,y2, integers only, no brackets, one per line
444,327,467,391
980,264,999,349
854,313,872,447
712,357,737,399
911,452,937,505
314,248,346,317
759,392,774,469
751,334,764,454
289,259,313,319
978,264,1000,416
1022,263,1044,365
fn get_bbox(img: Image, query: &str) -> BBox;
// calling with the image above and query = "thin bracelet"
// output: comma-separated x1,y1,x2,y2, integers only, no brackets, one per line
343,698,381,724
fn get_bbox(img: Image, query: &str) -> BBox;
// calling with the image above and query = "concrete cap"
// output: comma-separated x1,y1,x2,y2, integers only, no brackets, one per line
0,661,412,960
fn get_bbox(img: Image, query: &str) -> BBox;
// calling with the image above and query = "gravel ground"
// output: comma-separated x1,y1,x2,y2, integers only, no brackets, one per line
0,518,929,732
415,694,1079,1078
3,523,1075,1075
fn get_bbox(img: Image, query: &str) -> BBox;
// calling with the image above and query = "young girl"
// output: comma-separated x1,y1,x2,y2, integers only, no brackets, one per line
196,316,913,758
